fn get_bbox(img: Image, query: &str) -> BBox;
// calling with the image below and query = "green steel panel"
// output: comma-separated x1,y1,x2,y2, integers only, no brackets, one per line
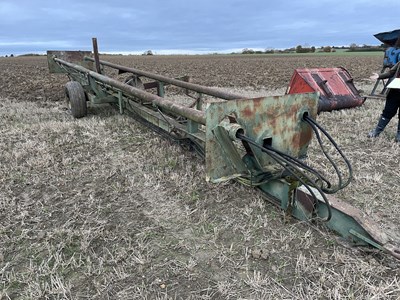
205,93,319,182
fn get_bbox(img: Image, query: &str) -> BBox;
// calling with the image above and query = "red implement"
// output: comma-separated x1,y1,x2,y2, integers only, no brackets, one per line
286,67,365,112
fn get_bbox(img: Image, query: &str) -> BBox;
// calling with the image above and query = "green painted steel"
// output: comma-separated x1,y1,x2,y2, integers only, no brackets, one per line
46,49,400,259
157,82,165,97
205,93,319,182
53,57,206,125
349,230,384,250
118,91,124,114
212,125,249,181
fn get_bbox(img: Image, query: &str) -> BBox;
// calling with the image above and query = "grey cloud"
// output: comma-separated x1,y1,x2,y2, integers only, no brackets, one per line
0,0,398,55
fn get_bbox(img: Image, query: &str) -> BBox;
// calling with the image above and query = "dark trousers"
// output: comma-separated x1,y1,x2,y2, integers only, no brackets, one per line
383,88,400,120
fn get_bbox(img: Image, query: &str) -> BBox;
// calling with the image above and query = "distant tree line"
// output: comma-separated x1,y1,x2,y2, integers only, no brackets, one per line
347,43,385,52
238,43,385,55
241,48,265,54
2,53,46,58
295,45,316,53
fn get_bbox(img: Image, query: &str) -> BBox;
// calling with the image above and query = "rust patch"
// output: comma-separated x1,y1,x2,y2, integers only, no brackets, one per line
291,133,299,151
298,128,312,148
269,118,278,136
296,189,316,214
253,97,263,110
242,105,254,118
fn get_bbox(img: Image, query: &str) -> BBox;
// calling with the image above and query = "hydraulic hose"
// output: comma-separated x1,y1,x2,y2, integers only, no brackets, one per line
303,115,353,193
236,133,333,222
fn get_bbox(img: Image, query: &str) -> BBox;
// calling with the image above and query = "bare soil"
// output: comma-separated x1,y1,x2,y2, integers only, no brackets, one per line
0,54,399,299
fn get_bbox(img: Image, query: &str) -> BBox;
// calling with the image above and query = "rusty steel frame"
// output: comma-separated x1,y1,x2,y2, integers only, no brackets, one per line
46,44,400,260
84,56,244,100
53,57,206,125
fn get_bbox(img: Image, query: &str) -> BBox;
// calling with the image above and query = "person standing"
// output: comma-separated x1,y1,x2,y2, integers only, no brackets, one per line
368,50,400,142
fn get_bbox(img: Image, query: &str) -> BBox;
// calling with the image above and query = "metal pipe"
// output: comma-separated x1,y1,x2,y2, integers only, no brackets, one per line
84,56,243,100
92,38,101,74
54,58,206,124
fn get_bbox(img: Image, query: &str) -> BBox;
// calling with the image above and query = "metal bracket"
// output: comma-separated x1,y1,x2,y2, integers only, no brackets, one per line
205,93,319,182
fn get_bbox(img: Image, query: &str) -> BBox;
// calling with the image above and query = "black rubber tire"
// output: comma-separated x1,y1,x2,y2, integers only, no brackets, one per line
65,81,87,118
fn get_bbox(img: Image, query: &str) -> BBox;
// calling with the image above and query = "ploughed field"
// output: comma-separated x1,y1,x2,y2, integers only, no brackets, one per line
1,54,399,299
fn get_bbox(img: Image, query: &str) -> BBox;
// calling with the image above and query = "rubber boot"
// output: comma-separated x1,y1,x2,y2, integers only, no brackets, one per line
368,116,390,138
396,122,400,143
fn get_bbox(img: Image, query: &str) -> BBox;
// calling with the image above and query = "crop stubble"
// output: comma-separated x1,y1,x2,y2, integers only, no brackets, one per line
0,54,399,299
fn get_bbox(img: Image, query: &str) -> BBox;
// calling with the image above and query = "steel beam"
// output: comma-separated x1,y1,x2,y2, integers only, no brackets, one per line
84,56,243,100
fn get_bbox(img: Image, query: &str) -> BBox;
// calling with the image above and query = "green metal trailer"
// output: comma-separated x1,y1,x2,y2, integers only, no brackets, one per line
46,39,400,260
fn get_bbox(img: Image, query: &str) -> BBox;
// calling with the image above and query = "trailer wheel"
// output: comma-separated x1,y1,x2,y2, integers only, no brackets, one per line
124,75,144,90
65,81,87,118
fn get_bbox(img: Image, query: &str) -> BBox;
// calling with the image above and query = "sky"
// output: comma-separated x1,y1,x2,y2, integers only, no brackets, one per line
0,0,399,56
